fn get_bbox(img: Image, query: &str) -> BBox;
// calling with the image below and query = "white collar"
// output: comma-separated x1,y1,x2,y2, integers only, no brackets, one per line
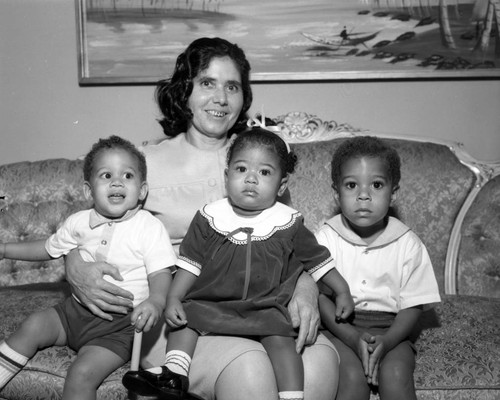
201,198,301,243
325,214,410,248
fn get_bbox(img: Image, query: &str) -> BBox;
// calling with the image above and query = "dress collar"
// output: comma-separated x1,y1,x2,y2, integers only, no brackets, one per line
325,214,410,248
201,199,301,243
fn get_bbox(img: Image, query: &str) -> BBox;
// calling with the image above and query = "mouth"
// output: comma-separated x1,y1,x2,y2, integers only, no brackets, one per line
108,193,125,202
206,110,227,118
355,208,371,214
242,189,257,196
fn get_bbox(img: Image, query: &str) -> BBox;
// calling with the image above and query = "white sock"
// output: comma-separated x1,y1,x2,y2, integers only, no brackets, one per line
165,350,191,377
0,341,29,388
279,391,304,400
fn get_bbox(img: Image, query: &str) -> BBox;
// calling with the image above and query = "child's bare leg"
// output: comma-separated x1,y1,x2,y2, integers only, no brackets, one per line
0,308,65,388
63,345,125,400
324,331,370,400
260,335,303,399
377,341,416,400
166,326,199,356
7,307,66,356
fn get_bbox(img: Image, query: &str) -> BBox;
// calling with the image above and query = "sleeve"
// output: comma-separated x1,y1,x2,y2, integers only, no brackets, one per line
399,232,441,309
293,218,335,282
142,214,178,276
177,211,208,277
44,213,81,258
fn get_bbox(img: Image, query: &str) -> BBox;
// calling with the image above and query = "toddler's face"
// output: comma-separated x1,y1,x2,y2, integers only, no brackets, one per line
334,156,397,239
225,146,287,217
84,148,147,219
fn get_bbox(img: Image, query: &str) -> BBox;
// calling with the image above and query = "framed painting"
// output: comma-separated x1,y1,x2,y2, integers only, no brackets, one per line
76,0,500,84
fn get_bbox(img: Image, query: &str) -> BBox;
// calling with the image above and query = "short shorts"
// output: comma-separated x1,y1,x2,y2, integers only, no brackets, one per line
54,296,134,361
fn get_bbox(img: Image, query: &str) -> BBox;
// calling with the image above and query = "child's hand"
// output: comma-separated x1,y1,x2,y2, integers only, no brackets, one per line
131,299,163,333
354,331,375,378
165,298,188,328
366,335,388,385
334,292,354,321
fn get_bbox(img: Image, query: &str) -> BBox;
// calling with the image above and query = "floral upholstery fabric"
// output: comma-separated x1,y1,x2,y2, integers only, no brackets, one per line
458,175,500,298
0,159,91,286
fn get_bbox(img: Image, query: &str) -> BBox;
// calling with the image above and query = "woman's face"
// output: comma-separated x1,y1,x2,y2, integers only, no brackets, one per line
187,56,244,141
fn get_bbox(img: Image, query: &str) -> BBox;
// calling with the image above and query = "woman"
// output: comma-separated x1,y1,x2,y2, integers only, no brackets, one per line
65,37,339,400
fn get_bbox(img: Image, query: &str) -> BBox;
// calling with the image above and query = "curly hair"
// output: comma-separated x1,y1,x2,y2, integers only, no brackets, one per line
155,37,253,137
83,135,147,182
331,136,401,189
227,127,298,177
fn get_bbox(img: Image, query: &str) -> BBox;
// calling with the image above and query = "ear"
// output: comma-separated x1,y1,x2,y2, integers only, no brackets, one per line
83,182,93,201
391,185,399,204
139,181,149,201
224,168,229,185
277,175,289,197
332,184,340,202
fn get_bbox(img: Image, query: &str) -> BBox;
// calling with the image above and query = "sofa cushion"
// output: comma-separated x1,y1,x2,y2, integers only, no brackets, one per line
1,284,498,400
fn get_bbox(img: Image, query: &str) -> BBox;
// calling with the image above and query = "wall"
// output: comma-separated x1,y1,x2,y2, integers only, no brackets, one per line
1,0,499,166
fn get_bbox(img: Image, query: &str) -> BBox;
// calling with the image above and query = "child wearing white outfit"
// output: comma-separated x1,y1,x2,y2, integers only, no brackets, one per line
316,136,441,400
0,136,176,400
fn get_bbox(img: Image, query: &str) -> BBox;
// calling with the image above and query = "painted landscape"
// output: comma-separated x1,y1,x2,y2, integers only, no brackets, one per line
77,0,500,83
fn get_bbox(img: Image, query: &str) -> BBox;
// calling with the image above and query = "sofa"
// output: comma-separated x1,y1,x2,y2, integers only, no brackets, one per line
1,111,499,400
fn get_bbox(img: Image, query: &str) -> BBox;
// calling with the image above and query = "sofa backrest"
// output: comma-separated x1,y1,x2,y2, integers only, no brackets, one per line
1,112,499,299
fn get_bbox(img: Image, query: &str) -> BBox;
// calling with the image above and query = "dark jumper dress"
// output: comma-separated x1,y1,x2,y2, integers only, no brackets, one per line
177,198,334,337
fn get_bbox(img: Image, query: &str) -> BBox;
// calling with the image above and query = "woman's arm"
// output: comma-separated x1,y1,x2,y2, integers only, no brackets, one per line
288,272,320,353
65,248,134,321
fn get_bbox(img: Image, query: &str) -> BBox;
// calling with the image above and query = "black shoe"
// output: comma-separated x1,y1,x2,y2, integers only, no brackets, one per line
122,366,189,399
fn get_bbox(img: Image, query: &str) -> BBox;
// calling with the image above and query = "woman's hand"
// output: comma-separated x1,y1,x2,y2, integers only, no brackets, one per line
65,249,134,321
288,272,320,353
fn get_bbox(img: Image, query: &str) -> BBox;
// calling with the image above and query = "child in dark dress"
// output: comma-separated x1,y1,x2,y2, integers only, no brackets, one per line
138,127,353,400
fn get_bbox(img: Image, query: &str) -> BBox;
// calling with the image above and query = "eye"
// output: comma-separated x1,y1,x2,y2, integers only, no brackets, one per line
260,169,271,176
200,79,214,88
373,181,384,189
345,182,356,189
124,172,134,179
226,83,240,93
236,166,247,173
101,172,112,179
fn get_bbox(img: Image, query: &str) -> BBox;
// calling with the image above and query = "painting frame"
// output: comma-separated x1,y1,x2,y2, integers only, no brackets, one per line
76,0,500,85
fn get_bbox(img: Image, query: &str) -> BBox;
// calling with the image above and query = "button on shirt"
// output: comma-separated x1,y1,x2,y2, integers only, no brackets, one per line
316,214,441,313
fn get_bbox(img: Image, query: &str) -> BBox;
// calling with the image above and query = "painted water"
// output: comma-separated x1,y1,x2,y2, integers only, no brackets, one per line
81,0,498,81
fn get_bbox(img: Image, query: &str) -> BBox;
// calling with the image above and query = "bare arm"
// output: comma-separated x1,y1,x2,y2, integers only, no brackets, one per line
288,272,320,353
165,269,197,328
131,269,173,332
1,240,52,261
319,293,373,377
65,248,134,321
320,268,354,320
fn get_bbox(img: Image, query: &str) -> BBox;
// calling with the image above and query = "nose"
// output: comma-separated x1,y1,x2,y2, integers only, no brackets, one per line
213,86,228,105
245,171,258,184
357,186,371,201
111,177,124,187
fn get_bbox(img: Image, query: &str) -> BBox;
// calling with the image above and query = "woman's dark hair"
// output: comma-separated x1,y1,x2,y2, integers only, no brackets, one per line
227,127,298,177
155,37,253,137
83,135,147,182
330,136,401,189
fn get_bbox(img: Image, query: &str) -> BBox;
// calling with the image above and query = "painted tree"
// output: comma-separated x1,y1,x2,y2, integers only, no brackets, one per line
439,0,457,48
475,0,500,55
